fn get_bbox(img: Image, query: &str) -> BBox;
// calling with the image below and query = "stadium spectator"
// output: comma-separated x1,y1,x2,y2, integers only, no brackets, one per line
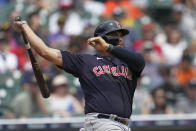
0,32,18,73
150,64,184,106
103,0,142,19
142,87,173,114
6,72,48,118
155,20,177,49
83,0,105,22
48,0,84,35
2,22,18,50
141,43,164,89
159,65,179,89
48,15,70,50
132,84,149,114
175,79,196,113
170,3,184,26
133,23,164,64
161,83,183,107
46,75,83,117
31,0,52,25
176,54,196,86
161,28,187,65
131,0,148,9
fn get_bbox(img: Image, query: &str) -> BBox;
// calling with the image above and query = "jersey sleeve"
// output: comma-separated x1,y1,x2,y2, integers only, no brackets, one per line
57,50,85,77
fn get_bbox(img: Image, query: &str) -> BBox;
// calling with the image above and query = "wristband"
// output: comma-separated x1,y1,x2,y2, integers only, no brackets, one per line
107,44,114,52
19,21,27,28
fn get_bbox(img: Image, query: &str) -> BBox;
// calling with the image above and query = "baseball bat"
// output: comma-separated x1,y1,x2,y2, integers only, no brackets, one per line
15,16,50,98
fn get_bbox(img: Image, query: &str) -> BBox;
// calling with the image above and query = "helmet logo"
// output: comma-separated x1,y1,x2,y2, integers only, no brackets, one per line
109,23,114,26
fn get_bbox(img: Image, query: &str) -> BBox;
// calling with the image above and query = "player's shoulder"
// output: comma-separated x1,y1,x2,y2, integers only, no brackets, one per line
72,51,97,59
76,52,98,60
60,50,100,61
61,50,93,56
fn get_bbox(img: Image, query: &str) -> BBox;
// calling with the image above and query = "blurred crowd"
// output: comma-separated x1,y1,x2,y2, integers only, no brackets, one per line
0,0,196,119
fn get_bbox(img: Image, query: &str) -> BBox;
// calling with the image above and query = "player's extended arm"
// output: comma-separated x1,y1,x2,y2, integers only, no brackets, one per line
108,45,145,72
14,21,63,66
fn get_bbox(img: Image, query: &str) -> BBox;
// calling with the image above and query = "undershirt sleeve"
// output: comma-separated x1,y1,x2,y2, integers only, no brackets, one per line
109,46,145,77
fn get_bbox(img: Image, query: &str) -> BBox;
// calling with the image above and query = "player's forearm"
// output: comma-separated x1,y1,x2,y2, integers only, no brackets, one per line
108,45,145,72
22,24,49,57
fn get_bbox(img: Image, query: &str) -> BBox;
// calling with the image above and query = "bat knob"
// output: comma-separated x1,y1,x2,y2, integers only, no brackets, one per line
15,16,22,21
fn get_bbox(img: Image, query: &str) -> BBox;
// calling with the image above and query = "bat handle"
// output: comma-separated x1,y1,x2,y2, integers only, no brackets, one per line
14,16,30,49
21,32,29,46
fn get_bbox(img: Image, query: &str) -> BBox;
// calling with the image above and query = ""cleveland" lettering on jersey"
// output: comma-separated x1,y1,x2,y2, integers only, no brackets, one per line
93,65,132,80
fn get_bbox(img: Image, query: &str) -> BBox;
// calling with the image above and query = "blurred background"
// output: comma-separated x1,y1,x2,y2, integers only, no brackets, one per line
0,0,196,131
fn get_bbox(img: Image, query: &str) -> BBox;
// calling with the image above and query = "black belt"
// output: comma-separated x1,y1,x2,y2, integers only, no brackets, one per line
97,113,129,126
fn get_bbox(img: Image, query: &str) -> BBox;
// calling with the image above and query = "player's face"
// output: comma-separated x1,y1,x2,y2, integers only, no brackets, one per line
106,31,123,47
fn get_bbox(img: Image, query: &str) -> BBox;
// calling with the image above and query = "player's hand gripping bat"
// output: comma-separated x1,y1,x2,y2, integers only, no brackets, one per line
15,16,50,98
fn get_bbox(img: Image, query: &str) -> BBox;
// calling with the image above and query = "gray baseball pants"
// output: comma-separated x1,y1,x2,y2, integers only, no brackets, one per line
80,113,131,131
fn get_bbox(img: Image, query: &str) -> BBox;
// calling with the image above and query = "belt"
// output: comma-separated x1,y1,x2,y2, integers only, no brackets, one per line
97,113,129,126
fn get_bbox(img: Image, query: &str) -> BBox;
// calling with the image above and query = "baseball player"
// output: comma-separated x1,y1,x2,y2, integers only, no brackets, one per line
14,20,145,131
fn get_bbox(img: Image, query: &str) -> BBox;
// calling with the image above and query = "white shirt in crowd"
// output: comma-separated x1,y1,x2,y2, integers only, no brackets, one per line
48,95,77,113
162,41,187,65
0,52,18,73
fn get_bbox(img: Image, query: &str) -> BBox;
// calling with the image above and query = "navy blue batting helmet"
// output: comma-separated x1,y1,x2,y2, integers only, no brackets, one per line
94,20,129,37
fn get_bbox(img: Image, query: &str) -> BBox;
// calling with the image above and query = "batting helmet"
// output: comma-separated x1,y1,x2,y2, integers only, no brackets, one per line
94,20,129,46
94,20,129,37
